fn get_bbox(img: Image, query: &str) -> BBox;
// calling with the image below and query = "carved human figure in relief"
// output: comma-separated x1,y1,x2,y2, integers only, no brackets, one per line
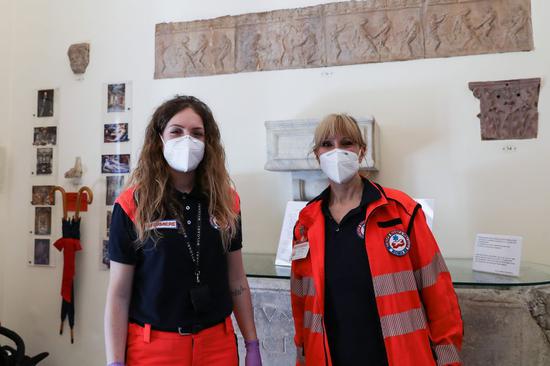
278,23,299,66
331,23,347,61
504,6,529,47
428,13,447,52
194,34,210,69
400,17,420,57
452,8,480,49
251,33,272,70
211,33,232,72
360,19,379,57
292,23,319,65
161,37,191,74
475,6,498,40
372,14,392,53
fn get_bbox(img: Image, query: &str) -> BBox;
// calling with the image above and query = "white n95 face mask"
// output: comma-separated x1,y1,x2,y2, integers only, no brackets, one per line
319,149,360,184
162,135,205,172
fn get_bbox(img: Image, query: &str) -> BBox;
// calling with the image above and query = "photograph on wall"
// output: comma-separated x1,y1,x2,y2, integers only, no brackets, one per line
33,127,57,146
107,83,126,112
106,176,125,205
104,123,129,143
101,154,130,174
31,185,55,205
102,240,110,269
34,239,50,265
37,89,54,117
35,207,52,235
106,210,112,236
36,148,53,175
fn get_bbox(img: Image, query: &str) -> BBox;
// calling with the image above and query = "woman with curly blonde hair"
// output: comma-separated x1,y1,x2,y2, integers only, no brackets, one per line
104,95,262,366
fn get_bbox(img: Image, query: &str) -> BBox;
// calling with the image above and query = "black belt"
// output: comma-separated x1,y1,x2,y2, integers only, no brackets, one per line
129,317,225,335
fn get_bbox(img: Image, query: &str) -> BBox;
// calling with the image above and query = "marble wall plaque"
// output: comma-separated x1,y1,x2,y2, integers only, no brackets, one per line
469,78,541,140
155,0,534,79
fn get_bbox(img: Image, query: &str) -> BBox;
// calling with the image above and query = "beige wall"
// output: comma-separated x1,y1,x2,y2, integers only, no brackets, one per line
1,0,549,364
0,0,14,324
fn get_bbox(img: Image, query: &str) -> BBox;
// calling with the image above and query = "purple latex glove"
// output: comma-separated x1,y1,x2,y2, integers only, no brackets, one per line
107,363,124,366
245,339,262,366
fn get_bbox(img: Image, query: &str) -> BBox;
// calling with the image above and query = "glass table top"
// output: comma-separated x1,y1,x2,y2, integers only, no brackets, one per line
243,253,550,287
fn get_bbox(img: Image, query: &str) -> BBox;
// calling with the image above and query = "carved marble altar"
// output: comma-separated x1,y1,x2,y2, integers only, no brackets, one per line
236,255,550,365
469,78,541,140
155,0,534,79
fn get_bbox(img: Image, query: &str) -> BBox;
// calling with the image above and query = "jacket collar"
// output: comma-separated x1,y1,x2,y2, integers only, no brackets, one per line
301,177,388,227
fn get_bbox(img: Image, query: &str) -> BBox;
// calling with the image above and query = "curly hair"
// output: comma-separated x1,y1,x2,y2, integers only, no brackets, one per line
127,95,238,250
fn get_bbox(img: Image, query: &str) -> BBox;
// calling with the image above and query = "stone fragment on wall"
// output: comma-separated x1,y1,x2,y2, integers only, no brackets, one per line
469,78,541,140
155,0,534,79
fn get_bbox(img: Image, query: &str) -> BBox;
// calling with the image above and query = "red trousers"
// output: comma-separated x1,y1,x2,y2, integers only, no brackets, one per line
126,317,238,366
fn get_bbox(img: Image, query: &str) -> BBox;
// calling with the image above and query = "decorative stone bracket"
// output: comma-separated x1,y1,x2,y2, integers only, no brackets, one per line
264,118,378,200
469,78,541,140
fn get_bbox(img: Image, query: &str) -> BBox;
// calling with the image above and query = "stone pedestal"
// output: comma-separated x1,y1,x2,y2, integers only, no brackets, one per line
234,278,550,365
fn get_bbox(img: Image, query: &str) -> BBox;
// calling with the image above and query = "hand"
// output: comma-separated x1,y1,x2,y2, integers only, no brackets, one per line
107,363,125,366
245,339,262,366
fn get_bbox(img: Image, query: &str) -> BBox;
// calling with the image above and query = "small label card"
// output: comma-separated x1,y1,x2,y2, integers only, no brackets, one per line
275,201,307,266
473,234,523,277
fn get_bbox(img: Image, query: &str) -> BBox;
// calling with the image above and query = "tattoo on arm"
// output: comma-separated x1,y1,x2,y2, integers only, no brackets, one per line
230,285,249,297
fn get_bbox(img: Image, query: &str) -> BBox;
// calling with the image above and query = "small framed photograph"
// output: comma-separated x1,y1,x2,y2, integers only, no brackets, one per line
34,239,50,265
106,176,125,205
106,210,112,235
32,185,55,205
107,83,126,113
35,207,52,235
37,89,54,117
33,127,57,146
104,123,129,143
101,154,130,174
102,240,110,269
36,148,53,175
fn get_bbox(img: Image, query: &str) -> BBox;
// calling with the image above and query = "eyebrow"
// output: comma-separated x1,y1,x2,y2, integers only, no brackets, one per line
167,124,204,130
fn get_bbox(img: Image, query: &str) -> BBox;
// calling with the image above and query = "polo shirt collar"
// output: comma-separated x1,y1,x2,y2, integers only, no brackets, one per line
319,177,381,211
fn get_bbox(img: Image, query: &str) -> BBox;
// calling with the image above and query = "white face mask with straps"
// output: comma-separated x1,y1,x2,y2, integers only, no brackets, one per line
162,135,205,172
319,149,360,184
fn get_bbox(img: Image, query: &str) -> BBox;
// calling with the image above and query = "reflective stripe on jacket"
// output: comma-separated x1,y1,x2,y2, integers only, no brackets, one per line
290,182,463,366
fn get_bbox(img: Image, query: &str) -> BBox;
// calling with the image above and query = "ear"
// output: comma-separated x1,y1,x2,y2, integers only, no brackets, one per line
358,147,366,162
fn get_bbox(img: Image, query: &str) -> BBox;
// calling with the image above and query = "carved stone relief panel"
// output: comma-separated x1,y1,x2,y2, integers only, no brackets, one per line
469,78,541,140
155,0,534,79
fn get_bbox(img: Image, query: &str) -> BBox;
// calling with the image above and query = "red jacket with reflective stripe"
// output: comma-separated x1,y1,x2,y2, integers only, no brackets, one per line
290,182,463,366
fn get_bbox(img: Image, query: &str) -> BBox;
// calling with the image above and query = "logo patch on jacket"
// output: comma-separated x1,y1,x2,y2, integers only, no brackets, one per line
384,230,411,256
356,220,366,239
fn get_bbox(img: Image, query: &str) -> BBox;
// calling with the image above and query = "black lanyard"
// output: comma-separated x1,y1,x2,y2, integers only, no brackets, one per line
170,201,202,284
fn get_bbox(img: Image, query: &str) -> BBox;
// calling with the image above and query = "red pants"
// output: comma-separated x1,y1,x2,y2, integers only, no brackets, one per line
126,317,238,366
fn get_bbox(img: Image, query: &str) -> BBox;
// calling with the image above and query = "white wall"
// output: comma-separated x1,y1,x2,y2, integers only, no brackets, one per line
1,0,549,364
0,0,14,324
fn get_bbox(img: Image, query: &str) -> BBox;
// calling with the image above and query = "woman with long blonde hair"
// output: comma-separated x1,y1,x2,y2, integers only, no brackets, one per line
290,114,462,365
105,95,261,366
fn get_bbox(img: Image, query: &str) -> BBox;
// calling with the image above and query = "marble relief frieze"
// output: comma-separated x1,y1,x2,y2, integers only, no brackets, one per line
155,0,533,79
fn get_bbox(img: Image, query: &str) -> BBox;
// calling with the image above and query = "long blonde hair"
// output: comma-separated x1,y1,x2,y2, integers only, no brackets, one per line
128,95,239,250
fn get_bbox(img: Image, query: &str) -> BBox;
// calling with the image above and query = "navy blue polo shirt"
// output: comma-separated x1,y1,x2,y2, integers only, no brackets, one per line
321,179,388,366
108,187,242,331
